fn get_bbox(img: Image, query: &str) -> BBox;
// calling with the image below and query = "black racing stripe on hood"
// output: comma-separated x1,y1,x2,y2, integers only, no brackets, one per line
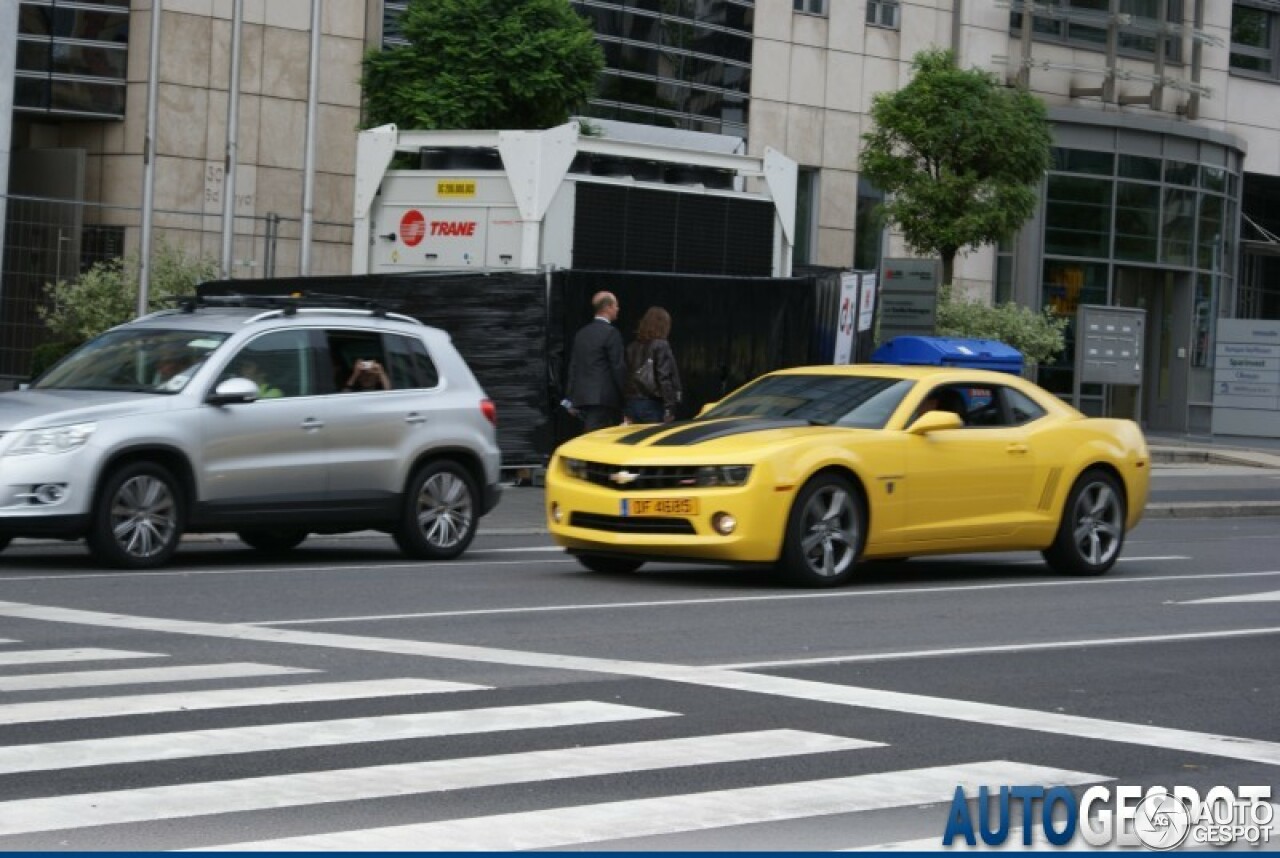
651,417,812,446
616,422,685,445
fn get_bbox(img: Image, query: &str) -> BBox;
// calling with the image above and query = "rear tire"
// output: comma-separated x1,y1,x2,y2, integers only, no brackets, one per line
777,473,864,587
87,462,184,569
394,460,478,560
238,530,308,554
576,554,644,575
1042,468,1126,577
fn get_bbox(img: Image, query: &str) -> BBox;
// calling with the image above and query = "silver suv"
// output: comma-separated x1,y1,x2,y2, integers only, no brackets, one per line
0,296,502,568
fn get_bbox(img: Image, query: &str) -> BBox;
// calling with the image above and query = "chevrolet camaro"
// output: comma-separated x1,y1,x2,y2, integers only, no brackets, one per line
546,365,1150,587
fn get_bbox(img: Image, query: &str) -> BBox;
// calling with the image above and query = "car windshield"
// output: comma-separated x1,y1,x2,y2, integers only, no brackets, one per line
34,328,230,394
703,374,915,429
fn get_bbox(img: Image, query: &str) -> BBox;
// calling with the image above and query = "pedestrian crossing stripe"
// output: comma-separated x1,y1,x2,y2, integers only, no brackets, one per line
0,677,487,726
0,661,315,693
199,760,1109,852
0,701,678,775
0,729,875,837
0,647,164,667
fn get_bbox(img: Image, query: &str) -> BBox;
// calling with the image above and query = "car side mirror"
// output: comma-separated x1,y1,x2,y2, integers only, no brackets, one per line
207,377,260,405
908,410,964,434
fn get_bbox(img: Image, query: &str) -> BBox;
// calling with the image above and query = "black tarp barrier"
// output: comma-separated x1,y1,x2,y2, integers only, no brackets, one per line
200,269,823,466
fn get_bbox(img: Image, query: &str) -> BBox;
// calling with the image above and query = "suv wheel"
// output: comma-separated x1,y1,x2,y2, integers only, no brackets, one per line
87,462,184,569
238,530,308,554
394,461,477,560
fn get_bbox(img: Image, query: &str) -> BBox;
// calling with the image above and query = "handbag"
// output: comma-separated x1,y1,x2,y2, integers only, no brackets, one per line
632,343,660,399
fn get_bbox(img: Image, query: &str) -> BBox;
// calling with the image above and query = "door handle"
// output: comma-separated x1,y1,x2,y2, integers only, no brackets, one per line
405,412,428,425
1006,443,1028,455
301,418,325,431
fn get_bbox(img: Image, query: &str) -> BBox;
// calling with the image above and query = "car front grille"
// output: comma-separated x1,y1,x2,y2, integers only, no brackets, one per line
569,512,696,535
577,461,701,491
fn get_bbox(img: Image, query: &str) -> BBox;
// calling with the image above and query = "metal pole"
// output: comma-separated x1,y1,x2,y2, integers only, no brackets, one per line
0,0,21,317
300,0,322,275
219,0,244,279
138,0,162,316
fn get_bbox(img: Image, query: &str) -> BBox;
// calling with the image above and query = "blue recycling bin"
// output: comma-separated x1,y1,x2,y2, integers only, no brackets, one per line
871,336,1024,375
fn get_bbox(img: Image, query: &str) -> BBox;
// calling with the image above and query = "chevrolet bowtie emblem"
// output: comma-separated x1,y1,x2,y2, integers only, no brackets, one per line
609,470,639,485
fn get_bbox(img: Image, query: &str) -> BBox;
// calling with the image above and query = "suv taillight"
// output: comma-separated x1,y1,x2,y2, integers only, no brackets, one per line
480,398,497,426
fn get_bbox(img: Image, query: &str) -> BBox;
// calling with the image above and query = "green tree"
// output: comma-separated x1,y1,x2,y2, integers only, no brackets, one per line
934,286,1067,368
38,239,217,346
860,49,1052,288
362,0,604,131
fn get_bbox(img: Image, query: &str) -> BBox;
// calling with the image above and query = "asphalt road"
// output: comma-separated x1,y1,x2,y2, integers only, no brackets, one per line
0,493,1276,850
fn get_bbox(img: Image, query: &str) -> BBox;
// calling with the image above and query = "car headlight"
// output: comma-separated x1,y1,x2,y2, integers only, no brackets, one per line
4,422,97,456
562,457,589,480
695,465,752,487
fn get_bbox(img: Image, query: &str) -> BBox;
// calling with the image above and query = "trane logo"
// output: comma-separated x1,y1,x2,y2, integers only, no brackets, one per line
431,221,477,237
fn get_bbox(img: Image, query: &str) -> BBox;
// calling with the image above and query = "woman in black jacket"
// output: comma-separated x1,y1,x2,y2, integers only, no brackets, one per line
624,306,682,424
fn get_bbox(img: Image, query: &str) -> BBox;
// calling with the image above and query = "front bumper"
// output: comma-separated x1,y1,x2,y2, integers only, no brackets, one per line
545,470,794,565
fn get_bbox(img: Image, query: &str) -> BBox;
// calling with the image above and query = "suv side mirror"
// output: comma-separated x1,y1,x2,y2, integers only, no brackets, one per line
208,377,260,405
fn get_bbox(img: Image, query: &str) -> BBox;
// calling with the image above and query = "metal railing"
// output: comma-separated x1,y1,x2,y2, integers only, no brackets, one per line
0,192,353,381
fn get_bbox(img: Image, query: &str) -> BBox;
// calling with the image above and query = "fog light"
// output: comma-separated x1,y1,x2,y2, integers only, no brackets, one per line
550,501,563,523
34,484,67,504
711,511,737,535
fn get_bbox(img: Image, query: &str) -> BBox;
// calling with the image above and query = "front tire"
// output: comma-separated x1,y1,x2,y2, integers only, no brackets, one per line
394,461,478,560
777,473,864,587
87,462,184,569
238,530,308,554
575,553,644,575
1042,468,1126,577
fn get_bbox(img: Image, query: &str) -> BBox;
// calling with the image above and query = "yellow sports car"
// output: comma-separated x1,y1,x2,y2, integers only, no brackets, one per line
546,365,1149,586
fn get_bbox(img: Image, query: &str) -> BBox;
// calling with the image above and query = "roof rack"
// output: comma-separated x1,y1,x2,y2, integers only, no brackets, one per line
178,292,422,326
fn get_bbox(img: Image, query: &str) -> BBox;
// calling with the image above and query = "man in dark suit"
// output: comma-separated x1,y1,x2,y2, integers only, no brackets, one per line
565,291,626,431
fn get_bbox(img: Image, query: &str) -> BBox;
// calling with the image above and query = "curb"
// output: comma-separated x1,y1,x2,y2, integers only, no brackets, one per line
1144,501,1280,519
1149,446,1280,469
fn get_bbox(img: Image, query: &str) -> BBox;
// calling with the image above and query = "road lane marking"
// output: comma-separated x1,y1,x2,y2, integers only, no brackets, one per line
0,701,677,775
0,600,1276,766
0,648,164,667
0,677,487,726
712,626,1280,668
0,730,872,836
195,760,1107,852
0,662,315,692
1180,589,1280,604
0,557,577,583
248,568,1273,627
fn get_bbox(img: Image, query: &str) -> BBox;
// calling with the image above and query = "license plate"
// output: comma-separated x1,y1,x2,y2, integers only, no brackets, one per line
621,497,699,517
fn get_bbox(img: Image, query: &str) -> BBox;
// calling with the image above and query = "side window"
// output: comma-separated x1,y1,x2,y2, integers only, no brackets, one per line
384,333,429,390
220,330,313,398
408,337,440,389
1005,387,1047,425
325,330,390,393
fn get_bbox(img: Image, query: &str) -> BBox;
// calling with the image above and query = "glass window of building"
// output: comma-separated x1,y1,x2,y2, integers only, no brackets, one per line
794,168,819,266
1011,0,1182,61
793,0,826,14
867,0,900,29
1230,2,1279,77
15,0,130,118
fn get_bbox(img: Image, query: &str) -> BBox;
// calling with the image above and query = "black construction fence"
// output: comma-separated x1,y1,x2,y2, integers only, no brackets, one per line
200,268,854,467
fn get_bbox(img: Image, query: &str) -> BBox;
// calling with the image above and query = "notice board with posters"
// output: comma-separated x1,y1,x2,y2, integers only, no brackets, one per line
1211,318,1280,438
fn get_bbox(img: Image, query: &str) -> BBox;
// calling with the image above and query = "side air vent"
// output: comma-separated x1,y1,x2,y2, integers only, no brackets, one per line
1039,468,1062,511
